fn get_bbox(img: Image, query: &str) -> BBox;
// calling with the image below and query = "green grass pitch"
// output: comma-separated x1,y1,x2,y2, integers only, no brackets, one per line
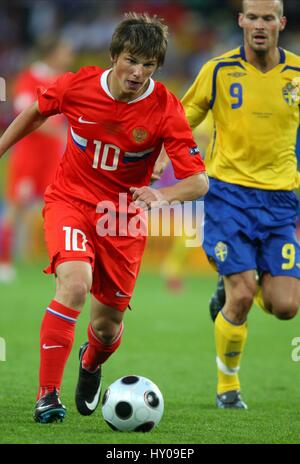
1,262,300,444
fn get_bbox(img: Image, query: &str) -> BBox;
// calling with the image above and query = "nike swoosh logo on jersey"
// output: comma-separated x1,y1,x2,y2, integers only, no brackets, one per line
42,344,64,350
85,383,101,411
78,116,97,124
115,291,130,298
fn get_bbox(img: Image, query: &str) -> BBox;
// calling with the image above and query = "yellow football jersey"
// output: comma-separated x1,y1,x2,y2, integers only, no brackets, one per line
182,46,300,190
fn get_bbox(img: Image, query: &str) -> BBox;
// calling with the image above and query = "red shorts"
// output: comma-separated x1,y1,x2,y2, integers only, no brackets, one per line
7,137,62,206
43,197,147,311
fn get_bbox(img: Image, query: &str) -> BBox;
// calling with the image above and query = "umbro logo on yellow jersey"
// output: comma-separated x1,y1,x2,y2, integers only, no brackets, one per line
227,72,247,77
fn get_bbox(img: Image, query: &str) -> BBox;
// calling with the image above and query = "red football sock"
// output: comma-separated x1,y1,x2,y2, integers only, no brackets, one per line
38,299,80,399
0,222,13,263
82,323,124,373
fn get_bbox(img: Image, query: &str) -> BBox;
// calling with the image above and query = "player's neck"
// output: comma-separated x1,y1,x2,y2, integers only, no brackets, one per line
244,45,281,73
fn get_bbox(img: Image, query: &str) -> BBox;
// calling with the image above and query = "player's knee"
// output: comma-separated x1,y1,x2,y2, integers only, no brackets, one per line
92,319,121,345
58,279,90,308
241,293,254,310
272,301,298,320
224,294,253,324
228,276,256,306
232,287,256,313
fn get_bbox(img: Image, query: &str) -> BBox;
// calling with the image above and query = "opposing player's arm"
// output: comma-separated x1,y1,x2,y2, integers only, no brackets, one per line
158,171,208,201
181,61,214,129
0,101,48,158
130,172,208,210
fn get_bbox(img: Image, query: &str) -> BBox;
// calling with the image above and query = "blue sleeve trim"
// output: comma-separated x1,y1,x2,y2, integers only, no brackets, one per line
281,65,300,73
228,54,242,59
279,48,286,64
240,46,247,61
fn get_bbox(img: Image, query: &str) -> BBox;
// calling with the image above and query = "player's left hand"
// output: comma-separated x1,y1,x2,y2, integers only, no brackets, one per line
130,186,168,210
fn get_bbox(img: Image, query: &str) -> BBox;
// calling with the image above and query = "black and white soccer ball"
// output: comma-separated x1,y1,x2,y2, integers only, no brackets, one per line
101,375,164,432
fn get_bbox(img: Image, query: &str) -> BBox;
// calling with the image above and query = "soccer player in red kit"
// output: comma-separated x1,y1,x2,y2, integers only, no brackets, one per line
0,38,74,281
0,13,208,423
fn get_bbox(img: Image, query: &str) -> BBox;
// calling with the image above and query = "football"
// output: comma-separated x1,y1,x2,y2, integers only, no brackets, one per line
101,375,164,432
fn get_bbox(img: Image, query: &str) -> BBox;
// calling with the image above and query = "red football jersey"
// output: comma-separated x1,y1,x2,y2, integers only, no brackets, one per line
37,66,205,206
12,63,65,157
7,63,66,202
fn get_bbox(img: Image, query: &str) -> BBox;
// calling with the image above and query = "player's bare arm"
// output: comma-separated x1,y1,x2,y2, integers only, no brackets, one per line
130,172,208,209
0,101,48,158
35,117,65,139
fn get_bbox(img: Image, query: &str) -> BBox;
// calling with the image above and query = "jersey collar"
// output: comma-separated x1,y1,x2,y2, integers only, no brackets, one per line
239,45,286,64
100,69,155,104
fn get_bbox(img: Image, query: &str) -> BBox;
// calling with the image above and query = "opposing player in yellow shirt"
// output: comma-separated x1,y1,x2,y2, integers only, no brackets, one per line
182,0,300,409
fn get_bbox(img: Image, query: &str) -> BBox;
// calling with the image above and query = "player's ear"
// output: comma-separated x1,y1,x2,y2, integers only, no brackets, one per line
110,54,117,66
279,16,287,32
238,12,244,29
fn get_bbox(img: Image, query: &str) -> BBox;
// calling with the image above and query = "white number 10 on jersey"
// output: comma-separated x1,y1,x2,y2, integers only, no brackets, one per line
63,226,87,251
93,140,120,171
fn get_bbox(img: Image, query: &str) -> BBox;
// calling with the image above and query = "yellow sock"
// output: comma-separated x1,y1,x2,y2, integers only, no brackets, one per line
161,236,188,278
254,284,272,314
215,311,248,395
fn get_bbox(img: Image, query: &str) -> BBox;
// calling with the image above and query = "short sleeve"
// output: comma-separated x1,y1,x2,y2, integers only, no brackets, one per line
37,71,74,117
162,92,206,180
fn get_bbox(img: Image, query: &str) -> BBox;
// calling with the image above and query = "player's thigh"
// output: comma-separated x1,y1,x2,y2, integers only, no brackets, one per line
56,260,93,294
43,199,95,275
91,234,147,312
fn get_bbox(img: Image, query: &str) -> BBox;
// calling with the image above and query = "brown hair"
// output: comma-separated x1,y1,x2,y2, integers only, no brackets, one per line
110,12,168,68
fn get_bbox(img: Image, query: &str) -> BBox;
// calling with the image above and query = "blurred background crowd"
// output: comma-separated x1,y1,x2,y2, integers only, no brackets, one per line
0,0,299,284
1,0,300,96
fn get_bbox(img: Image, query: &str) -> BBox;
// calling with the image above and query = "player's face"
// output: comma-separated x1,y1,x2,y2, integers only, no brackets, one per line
239,0,286,54
110,51,158,101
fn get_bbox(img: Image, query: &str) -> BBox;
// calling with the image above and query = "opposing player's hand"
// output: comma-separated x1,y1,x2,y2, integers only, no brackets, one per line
130,186,168,210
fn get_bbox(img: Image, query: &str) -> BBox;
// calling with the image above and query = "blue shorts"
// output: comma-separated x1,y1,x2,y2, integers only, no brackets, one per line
203,178,300,278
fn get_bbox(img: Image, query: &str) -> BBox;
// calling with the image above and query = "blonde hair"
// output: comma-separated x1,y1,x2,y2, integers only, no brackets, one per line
242,0,284,17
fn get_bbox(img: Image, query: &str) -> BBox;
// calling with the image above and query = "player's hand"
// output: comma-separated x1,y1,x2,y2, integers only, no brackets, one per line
130,186,168,211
